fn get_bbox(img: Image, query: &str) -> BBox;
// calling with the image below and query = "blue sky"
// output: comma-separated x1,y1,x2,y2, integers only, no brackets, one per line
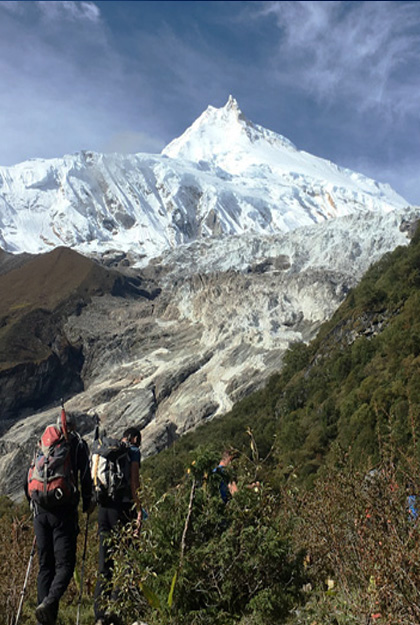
0,0,419,203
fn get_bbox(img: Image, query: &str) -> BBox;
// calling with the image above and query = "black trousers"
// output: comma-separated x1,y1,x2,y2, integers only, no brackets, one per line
34,506,79,620
94,504,134,620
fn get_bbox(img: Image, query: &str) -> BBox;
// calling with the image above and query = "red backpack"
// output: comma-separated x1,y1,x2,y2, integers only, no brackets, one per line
28,424,77,509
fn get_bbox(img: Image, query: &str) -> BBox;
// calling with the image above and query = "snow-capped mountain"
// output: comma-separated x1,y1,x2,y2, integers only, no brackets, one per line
2,95,420,501
0,97,408,263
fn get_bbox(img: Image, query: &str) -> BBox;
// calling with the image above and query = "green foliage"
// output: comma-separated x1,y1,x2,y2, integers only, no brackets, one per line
142,389,278,496
281,341,312,384
108,451,305,625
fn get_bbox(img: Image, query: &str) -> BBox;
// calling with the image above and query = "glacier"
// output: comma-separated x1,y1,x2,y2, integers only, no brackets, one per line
0,96,409,264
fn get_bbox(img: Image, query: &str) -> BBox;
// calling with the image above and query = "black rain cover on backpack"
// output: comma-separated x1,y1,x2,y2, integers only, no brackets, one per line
91,435,130,505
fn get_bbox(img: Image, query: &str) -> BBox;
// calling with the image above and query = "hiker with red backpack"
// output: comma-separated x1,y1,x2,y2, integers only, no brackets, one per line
25,407,93,625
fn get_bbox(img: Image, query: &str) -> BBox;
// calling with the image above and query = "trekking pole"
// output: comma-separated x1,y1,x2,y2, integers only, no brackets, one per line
15,535,36,625
76,513,90,625
60,397,69,441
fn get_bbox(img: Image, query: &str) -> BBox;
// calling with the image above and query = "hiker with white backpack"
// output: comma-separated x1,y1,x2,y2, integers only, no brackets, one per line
92,426,143,625
25,407,93,625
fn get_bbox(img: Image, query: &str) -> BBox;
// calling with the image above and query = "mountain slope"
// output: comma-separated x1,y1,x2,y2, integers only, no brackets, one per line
141,223,420,492
0,247,158,420
1,207,420,499
0,97,408,263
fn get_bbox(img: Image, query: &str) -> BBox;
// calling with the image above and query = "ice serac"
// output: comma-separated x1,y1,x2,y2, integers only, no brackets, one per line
0,97,409,264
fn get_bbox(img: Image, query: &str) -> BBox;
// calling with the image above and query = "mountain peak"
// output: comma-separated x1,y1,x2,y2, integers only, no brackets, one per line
220,95,251,127
202,95,246,121
225,94,238,109
162,95,250,160
223,94,245,119
0,96,410,263
162,96,295,165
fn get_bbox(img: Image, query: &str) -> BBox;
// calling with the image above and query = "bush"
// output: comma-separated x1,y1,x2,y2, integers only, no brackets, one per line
108,450,305,625
286,454,420,624
0,509,36,625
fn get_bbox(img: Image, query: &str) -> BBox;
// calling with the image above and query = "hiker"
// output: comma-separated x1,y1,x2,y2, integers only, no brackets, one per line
25,411,93,625
93,426,143,625
407,483,418,521
212,448,239,503
212,447,262,504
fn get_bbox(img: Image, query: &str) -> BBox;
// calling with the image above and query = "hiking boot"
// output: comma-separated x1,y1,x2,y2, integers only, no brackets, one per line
104,613,123,625
35,599,57,625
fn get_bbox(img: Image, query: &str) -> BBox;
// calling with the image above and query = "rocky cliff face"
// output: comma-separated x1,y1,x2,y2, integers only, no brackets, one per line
1,207,419,501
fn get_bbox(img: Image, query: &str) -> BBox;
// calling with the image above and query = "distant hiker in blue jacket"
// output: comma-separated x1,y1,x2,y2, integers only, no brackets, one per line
212,449,239,503
407,483,418,521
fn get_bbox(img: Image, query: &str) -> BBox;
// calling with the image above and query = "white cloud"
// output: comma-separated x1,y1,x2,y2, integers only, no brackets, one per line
36,1,101,23
253,1,420,117
0,0,101,22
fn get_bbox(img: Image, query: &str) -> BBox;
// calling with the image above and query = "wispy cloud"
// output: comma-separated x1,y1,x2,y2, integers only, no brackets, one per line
0,1,25,15
36,1,101,23
128,23,236,110
253,1,420,117
0,1,162,162
1,0,101,22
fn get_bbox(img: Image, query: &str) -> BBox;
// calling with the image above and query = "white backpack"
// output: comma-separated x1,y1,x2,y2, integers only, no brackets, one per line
91,435,129,505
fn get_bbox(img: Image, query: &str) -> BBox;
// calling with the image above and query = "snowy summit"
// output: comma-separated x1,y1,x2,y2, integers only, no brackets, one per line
0,97,409,263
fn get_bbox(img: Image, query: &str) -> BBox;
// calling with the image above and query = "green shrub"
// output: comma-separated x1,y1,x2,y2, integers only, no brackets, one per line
108,451,305,625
